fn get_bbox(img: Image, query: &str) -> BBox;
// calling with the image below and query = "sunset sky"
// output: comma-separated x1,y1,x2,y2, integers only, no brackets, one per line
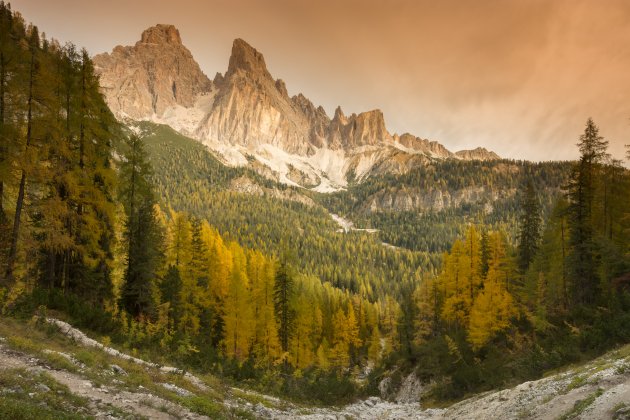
10,0,630,161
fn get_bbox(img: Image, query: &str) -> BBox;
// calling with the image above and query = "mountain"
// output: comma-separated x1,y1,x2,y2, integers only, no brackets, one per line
94,25,499,191
93,25,212,119
454,147,501,161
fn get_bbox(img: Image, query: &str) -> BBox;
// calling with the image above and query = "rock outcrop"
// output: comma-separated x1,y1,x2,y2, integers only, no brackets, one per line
362,186,510,213
455,147,501,161
94,25,500,190
93,24,212,120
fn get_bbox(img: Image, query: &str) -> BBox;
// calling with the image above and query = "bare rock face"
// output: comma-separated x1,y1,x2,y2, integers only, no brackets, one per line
93,24,212,119
455,147,501,161
363,186,510,213
227,38,273,80
94,25,500,189
195,39,314,155
394,133,454,159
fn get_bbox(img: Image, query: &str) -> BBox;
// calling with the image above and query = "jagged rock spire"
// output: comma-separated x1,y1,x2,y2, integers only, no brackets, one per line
140,24,182,45
227,38,272,80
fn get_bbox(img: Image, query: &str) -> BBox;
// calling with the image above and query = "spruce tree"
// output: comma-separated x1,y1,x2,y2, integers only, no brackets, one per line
161,265,183,325
119,135,163,317
567,119,608,305
518,181,541,272
274,259,295,360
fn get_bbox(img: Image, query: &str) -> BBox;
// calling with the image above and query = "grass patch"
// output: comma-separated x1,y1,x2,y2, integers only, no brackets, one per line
559,388,604,420
0,316,235,418
41,351,80,372
0,368,90,420
564,375,587,393
615,362,630,375
6,335,43,353
4,334,79,373
178,395,227,418
232,388,279,409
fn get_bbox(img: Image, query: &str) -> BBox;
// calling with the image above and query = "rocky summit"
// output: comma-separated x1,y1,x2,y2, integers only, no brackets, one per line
93,25,212,120
94,25,500,191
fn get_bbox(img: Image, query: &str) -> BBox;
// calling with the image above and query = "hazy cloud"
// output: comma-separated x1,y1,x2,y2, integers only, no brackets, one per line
12,0,630,161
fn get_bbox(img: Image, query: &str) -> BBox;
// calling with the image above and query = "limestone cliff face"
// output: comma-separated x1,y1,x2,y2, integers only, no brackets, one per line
93,24,212,119
94,25,500,190
363,186,513,213
394,133,454,159
455,147,501,161
195,39,314,155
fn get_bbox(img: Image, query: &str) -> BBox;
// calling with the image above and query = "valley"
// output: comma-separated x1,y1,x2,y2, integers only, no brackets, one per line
1,2,630,419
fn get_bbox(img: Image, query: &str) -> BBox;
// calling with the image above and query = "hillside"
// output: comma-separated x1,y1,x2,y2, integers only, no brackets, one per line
2,4,630,419
136,121,437,300
2,316,630,419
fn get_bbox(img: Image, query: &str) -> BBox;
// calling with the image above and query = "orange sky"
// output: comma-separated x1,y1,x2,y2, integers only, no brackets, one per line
10,0,630,161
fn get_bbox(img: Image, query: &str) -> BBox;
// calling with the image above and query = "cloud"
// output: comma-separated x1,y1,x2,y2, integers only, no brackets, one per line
11,0,630,161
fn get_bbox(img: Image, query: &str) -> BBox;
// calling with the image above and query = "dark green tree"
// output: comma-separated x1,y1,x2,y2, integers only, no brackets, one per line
274,259,295,359
119,135,163,317
161,265,183,324
566,119,608,305
518,181,541,272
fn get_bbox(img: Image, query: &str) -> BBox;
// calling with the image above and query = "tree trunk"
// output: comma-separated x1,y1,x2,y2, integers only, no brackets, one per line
0,50,5,219
5,48,35,282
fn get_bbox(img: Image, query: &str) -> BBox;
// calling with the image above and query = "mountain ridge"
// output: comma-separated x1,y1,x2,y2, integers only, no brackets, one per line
93,25,501,190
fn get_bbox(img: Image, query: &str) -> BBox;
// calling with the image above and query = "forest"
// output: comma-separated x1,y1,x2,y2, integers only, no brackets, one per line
384,121,630,400
1,2,630,407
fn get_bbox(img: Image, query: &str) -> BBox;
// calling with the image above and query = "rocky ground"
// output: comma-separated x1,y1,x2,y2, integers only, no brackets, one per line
1,317,630,419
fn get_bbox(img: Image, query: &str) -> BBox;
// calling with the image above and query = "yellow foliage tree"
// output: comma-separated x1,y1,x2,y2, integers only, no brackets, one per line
467,232,517,350
222,242,254,361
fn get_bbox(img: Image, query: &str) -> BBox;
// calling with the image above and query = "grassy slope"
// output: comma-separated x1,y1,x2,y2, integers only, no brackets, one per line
2,314,630,419
0,315,292,419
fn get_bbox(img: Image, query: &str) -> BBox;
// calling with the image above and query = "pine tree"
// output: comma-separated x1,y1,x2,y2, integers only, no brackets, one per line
518,181,541,272
5,26,39,282
567,119,608,305
274,259,295,362
0,2,18,225
160,265,183,325
119,135,163,317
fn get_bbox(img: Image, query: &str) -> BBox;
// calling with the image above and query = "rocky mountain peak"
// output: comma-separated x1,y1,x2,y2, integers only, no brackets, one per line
227,38,272,80
140,24,182,45
94,27,501,190
455,147,500,161
93,24,211,119
333,106,347,123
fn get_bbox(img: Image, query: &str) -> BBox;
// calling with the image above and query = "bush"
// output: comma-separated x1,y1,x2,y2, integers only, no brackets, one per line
281,368,358,405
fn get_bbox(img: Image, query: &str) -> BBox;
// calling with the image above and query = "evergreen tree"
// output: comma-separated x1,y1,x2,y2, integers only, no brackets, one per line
274,259,296,361
518,181,541,272
160,265,183,325
0,1,18,224
5,25,39,282
119,135,163,317
566,119,608,305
